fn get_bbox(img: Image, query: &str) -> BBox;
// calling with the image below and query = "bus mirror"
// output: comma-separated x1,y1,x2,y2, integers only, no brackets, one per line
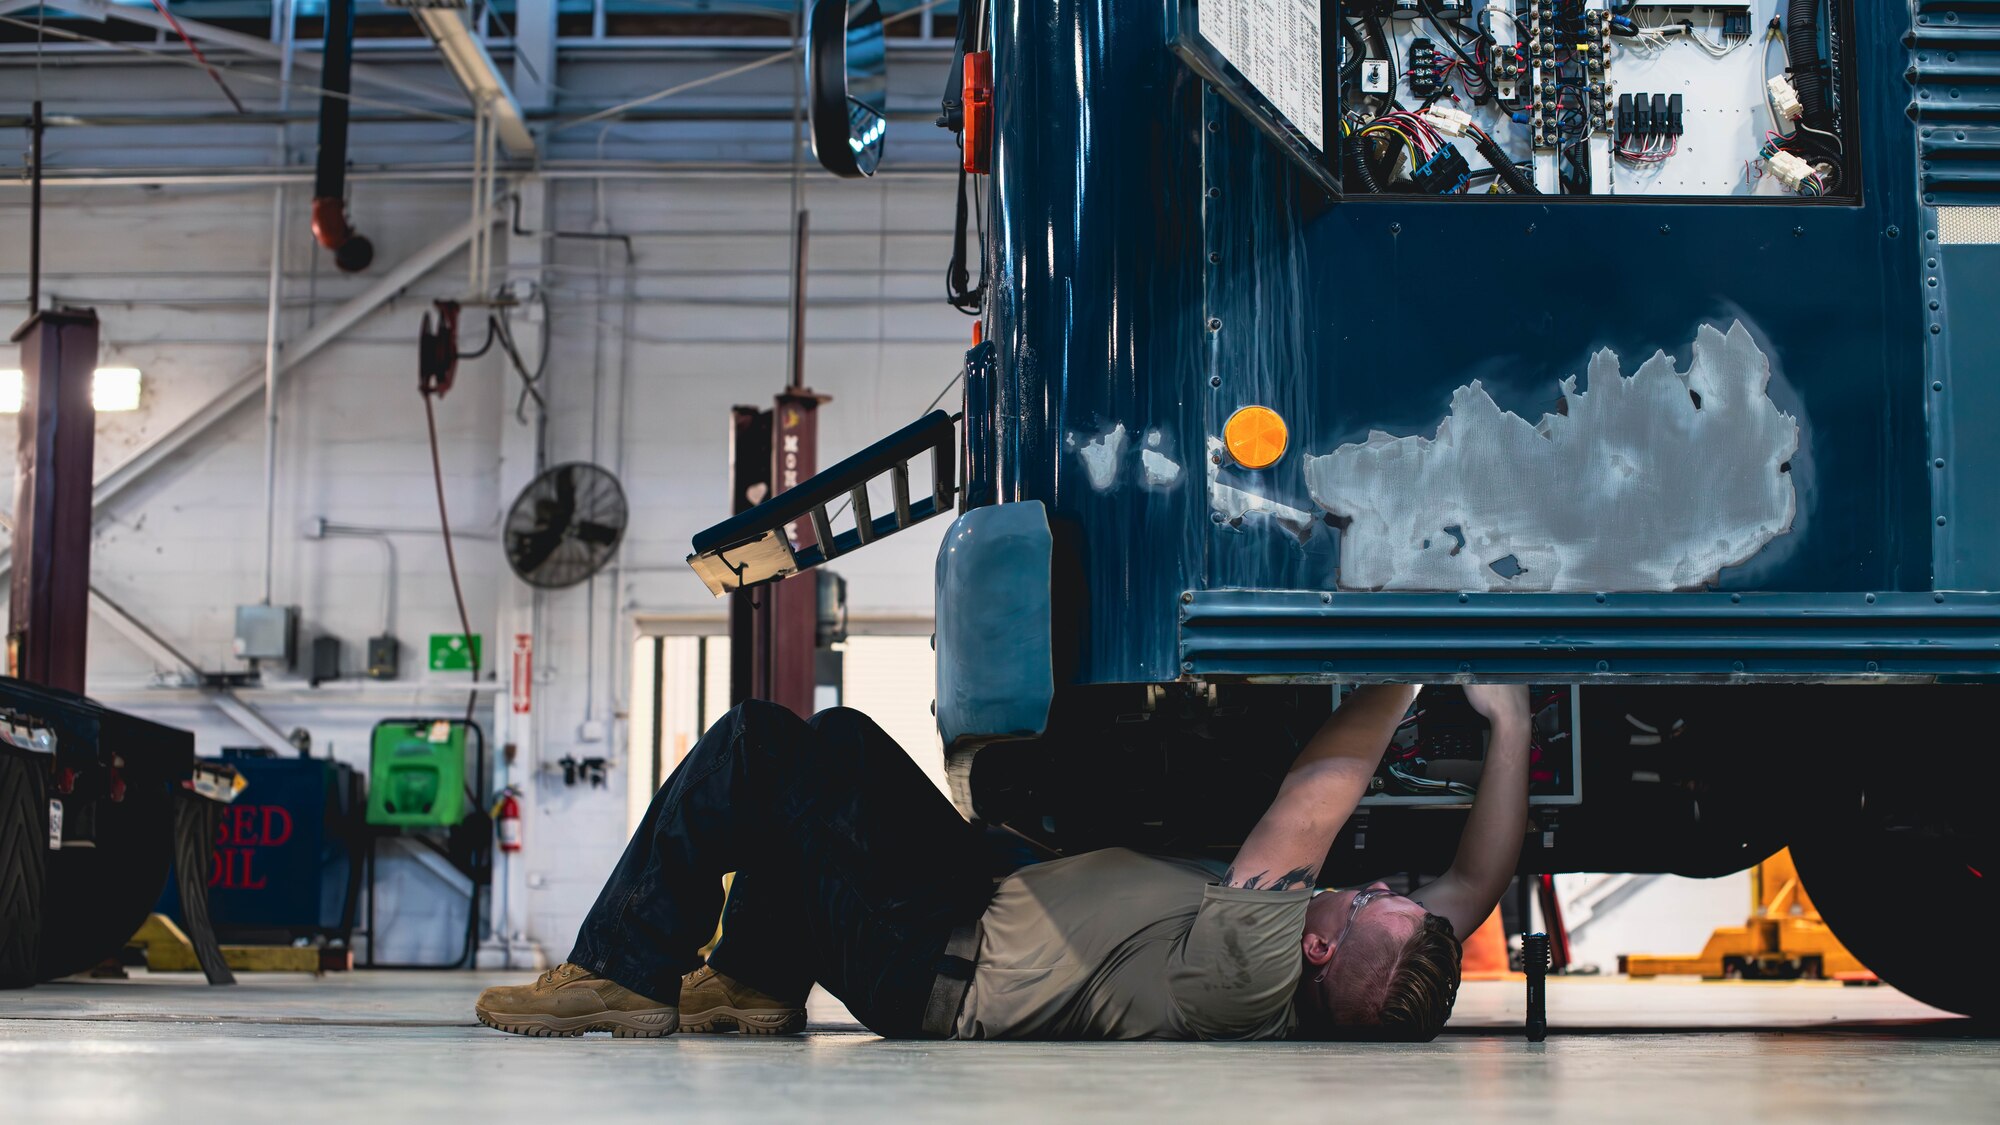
806,0,888,179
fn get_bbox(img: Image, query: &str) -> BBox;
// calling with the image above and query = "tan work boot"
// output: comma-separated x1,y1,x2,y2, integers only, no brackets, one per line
474,962,678,1038
677,964,807,1035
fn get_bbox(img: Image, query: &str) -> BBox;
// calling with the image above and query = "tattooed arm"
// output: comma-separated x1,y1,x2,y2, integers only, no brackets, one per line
1222,685,1420,891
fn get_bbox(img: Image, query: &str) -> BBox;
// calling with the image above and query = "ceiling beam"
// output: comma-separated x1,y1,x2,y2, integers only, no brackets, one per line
404,4,536,156
510,0,558,112
45,0,467,109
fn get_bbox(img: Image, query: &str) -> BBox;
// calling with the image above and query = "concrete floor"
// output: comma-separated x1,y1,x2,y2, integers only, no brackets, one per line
1,971,1992,1123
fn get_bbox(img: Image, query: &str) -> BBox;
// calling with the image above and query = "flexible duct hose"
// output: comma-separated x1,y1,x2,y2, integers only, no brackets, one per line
310,0,371,271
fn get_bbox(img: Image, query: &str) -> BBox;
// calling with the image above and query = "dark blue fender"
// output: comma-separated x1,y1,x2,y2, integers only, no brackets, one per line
935,500,1057,745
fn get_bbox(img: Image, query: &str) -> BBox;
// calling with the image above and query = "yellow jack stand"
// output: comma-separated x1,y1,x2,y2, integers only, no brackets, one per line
1620,849,1875,982
128,913,329,974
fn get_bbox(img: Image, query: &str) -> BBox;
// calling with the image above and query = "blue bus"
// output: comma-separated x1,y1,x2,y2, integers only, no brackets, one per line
693,0,2000,1016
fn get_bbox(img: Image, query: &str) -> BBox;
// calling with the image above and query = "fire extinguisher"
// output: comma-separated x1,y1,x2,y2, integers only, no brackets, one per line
493,786,524,853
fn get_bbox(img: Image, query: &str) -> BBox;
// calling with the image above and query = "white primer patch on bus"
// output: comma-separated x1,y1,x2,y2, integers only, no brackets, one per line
1077,424,1128,491
1209,437,1319,542
1304,321,1798,592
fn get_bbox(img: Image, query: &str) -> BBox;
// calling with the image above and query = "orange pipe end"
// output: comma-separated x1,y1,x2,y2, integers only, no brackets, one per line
310,196,352,251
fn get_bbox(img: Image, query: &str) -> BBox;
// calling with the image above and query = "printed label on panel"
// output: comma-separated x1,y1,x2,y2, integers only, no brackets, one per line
1199,0,1324,150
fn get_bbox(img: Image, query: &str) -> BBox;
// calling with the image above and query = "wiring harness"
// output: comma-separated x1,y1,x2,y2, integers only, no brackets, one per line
1755,3,1845,196
1340,0,1541,194
1339,0,1843,198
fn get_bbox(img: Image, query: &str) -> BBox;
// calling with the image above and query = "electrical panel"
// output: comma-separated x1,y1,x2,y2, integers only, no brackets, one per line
1357,685,1582,808
1335,0,1853,198
367,634,400,680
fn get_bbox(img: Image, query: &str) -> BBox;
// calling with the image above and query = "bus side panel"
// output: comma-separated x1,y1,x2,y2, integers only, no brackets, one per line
978,0,1991,685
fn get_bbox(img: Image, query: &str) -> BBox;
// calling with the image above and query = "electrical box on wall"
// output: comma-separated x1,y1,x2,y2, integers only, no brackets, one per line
367,635,400,680
234,605,299,664
310,636,342,686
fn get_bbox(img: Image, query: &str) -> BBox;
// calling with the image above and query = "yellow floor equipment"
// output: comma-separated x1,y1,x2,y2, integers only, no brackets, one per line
1620,849,1874,982
128,913,328,974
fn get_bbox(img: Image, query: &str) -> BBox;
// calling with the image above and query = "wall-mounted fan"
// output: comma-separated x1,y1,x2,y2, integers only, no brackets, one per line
504,462,628,589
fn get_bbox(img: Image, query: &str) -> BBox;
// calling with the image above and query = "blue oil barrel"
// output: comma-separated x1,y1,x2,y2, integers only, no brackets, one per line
158,752,360,937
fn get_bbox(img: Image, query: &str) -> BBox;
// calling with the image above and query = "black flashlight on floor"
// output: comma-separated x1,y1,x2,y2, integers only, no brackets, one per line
1522,932,1549,1042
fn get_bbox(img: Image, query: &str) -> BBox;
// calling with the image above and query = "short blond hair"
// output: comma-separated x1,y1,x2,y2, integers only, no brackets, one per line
1373,913,1463,1040
1305,911,1462,1041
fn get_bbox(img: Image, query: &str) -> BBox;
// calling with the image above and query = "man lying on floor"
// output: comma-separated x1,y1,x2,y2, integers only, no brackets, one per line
475,683,1532,1041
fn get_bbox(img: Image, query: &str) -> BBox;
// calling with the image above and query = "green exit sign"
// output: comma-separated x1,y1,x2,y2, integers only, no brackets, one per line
429,633,482,673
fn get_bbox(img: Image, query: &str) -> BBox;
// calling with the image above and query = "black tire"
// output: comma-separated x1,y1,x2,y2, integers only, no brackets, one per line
36,776,175,981
0,752,48,989
1792,820,1999,1019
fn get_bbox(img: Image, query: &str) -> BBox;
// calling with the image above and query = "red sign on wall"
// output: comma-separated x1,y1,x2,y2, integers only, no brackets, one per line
511,633,533,715
210,803,293,890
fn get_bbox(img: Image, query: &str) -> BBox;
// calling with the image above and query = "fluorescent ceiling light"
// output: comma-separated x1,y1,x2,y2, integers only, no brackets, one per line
389,0,536,157
0,368,144,413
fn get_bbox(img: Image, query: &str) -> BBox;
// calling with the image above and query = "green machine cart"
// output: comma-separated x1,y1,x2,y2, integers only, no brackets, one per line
366,719,483,827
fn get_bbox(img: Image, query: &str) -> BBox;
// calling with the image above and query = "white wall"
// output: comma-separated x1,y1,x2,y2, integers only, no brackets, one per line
839,633,950,797
0,169,971,955
1556,871,1754,976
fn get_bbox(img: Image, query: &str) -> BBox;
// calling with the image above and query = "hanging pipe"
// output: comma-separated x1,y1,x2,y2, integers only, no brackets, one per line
310,0,373,272
28,100,43,313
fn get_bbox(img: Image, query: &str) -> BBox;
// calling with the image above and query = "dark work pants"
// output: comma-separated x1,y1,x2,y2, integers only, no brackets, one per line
569,701,994,1038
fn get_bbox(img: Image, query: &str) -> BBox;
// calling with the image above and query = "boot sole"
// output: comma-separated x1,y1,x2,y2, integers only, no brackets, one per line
476,1005,679,1038
678,1005,807,1036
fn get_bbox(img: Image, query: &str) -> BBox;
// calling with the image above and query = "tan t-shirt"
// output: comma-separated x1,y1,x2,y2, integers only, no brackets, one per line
953,848,1312,1040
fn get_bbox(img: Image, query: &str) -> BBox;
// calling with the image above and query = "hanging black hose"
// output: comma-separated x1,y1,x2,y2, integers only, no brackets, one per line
1472,129,1540,194
310,0,372,272
945,163,987,314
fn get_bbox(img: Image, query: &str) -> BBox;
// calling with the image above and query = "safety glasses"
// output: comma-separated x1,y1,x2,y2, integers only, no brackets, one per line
1313,887,1413,985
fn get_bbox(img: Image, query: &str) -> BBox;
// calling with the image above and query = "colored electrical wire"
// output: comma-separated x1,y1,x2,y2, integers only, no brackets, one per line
145,0,247,114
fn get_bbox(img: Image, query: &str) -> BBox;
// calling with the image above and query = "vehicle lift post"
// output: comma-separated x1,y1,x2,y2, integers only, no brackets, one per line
726,394,828,718
10,205,237,981
8,308,98,690
727,210,828,718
